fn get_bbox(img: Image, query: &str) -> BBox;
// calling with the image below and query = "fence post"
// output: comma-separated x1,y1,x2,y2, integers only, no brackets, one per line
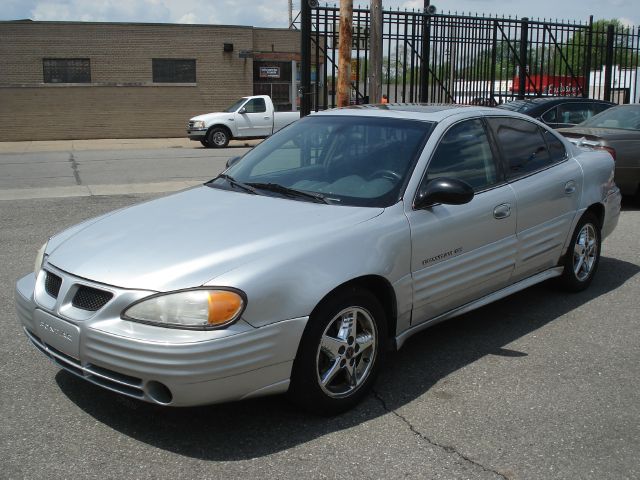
603,24,615,102
518,17,529,100
490,20,498,104
583,15,593,98
300,0,312,117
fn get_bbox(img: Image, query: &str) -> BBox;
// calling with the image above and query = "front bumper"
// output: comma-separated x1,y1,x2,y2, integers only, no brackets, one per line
15,270,307,406
187,128,207,141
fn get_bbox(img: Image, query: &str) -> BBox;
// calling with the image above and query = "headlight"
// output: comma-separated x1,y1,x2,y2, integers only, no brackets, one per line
192,120,205,129
34,242,48,275
122,288,246,330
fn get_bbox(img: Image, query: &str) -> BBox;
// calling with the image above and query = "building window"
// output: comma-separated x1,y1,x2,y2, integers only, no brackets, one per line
43,58,91,83
152,59,196,83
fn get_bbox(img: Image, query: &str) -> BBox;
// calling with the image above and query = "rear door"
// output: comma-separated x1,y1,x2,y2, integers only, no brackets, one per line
406,118,518,324
486,117,581,282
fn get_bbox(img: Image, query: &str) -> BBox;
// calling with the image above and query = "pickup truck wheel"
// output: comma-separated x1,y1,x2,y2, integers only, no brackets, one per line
288,287,387,415
557,212,601,292
207,127,230,148
199,139,210,148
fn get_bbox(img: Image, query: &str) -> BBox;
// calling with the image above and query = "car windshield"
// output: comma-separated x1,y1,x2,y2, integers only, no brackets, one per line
579,105,640,131
224,98,248,113
210,115,434,207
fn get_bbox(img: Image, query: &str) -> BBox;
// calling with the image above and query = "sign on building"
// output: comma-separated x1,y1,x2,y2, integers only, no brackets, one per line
259,66,281,79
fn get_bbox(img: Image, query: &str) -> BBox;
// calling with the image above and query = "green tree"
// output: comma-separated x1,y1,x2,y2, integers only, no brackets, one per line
558,19,639,74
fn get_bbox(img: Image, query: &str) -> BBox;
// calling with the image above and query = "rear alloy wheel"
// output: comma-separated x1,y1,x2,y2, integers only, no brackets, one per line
558,212,601,292
289,287,386,415
207,127,230,148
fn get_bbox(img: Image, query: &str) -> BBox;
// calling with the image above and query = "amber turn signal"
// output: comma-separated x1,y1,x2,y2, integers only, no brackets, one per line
208,291,244,325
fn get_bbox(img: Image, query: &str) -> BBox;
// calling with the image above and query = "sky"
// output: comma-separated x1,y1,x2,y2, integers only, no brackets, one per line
0,0,638,28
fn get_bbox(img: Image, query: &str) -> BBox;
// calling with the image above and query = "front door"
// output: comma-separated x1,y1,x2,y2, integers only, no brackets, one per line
235,97,273,138
406,118,518,325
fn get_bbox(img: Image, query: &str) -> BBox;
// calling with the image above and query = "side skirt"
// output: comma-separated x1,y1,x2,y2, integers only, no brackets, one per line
394,266,564,350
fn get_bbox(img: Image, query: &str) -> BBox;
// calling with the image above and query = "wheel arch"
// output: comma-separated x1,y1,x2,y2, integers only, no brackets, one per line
310,275,398,343
584,202,605,229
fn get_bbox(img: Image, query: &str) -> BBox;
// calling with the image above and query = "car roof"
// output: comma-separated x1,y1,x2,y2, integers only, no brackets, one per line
311,103,497,122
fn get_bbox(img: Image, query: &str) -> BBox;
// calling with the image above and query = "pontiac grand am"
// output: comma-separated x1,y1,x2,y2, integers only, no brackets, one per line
15,104,621,414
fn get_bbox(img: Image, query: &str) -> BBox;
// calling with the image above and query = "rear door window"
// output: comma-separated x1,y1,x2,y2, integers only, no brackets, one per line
487,117,552,180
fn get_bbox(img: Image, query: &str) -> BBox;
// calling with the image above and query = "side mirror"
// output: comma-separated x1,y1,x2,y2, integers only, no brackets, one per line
226,156,241,168
414,177,474,209
238,107,247,114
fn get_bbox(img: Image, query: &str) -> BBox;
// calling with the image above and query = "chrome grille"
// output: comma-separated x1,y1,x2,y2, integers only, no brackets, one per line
188,120,195,128
72,286,113,311
44,271,62,298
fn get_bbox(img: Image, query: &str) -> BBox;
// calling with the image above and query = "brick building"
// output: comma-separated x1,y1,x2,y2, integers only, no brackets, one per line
0,20,305,141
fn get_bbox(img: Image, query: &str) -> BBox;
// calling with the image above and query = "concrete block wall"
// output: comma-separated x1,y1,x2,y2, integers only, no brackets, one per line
0,21,299,141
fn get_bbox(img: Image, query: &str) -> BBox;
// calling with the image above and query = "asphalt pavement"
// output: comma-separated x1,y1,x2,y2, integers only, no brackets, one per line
1,143,639,479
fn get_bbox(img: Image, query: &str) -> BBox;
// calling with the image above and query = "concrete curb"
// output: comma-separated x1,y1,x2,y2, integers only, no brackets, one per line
0,138,196,154
0,180,201,201
0,137,262,154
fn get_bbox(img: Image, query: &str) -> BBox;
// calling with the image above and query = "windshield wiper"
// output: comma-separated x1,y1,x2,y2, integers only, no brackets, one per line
246,182,328,204
209,174,257,194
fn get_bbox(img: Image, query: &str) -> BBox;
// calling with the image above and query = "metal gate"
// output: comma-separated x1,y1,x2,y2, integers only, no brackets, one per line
300,5,640,115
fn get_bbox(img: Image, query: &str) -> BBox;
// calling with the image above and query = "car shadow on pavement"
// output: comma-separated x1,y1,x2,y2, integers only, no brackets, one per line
56,256,639,461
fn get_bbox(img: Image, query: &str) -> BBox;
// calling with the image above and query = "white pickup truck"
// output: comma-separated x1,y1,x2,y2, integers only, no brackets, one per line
187,95,300,148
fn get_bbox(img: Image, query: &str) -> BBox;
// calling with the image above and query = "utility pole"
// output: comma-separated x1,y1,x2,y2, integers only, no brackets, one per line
288,0,293,29
300,0,312,116
337,0,353,107
420,0,431,102
369,0,383,103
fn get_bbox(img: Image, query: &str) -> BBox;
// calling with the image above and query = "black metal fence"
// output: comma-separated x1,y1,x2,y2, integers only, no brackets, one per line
300,5,640,114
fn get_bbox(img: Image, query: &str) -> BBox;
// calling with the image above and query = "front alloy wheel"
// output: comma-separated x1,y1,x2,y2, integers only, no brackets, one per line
289,287,387,415
316,306,377,398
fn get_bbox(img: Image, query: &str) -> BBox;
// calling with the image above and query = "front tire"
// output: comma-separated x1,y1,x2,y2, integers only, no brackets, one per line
200,139,210,148
207,127,230,148
288,287,387,415
558,212,601,292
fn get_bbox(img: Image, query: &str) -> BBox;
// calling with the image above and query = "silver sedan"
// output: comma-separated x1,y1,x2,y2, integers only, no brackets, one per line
15,105,621,414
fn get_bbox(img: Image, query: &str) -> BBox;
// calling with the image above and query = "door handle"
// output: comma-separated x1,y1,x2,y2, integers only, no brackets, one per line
564,180,576,195
493,203,511,219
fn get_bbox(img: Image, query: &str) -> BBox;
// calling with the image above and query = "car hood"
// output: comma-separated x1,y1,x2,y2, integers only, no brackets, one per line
558,127,640,141
46,186,383,291
190,112,232,123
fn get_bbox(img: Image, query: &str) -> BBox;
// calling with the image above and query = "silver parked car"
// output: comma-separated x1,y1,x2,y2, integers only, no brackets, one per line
15,105,621,414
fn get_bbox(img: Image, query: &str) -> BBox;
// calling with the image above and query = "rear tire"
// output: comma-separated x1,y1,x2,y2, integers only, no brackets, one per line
207,127,230,148
288,287,387,415
557,212,601,292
